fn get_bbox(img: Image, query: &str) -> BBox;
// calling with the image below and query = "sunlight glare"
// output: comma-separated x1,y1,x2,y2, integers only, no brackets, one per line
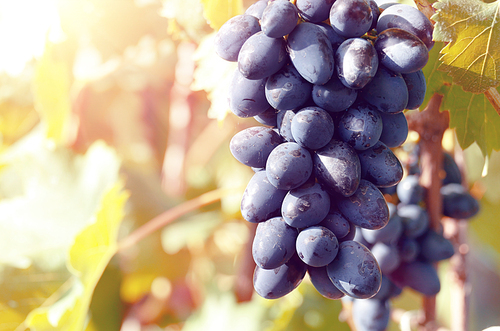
0,0,63,76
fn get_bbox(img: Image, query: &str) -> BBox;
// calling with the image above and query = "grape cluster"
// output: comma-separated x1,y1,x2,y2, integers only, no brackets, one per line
350,147,480,331
216,0,434,301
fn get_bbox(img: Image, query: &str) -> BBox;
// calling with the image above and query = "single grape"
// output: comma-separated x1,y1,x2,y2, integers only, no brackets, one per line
313,139,361,197
358,141,404,187
336,38,378,89
377,3,434,50
389,261,440,296
282,182,331,228
291,106,334,150
266,142,313,190
296,0,335,23
253,254,307,299
403,70,426,110
238,32,287,80
228,69,270,118
352,299,391,331
260,0,299,38
378,111,408,148
252,217,298,269
441,183,480,219
337,179,389,230
329,0,373,38
374,28,429,74
287,22,335,85
327,240,382,299
241,170,288,223
397,204,429,238
418,229,455,262
361,66,409,114
277,109,297,142
296,226,339,267
265,64,312,111
338,102,383,150
229,126,282,168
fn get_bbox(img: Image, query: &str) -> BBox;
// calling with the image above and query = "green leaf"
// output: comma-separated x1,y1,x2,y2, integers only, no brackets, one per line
421,42,453,109
420,42,500,156
432,0,500,93
442,85,500,156
33,43,71,143
24,182,129,331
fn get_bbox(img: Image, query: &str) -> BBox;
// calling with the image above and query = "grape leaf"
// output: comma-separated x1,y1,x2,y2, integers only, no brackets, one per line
420,41,500,156
200,0,243,31
422,41,453,108
443,85,500,156
432,0,500,93
0,128,121,268
33,43,71,143
23,182,128,330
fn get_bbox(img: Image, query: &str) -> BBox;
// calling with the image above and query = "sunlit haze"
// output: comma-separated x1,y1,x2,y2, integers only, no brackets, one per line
0,0,63,76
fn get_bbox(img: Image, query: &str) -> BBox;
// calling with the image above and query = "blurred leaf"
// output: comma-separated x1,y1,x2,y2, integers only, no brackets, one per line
432,0,500,93
0,102,38,147
59,0,169,60
442,85,500,156
192,33,236,121
33,42,71,143
0,127,121,269
200,0,243,31
24,182,128,330
161,0,212,41
161,211,221,255
182,290,266,331
0,266,69,330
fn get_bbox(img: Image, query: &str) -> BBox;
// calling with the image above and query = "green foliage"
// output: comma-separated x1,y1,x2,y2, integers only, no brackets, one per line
432,0,500,93
443,85,500,156
423,42,500,156
23,182,128,330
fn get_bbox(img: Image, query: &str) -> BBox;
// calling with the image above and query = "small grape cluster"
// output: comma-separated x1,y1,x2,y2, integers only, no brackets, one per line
215,0,434,300
349,148,480,331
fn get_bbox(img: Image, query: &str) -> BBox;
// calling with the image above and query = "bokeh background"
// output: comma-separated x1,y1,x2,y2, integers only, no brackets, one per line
0,0,499,330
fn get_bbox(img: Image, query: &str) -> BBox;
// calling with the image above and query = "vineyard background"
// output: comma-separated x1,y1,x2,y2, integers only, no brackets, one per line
0,0,499,330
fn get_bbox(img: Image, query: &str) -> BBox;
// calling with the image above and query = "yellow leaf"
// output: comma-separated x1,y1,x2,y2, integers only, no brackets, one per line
33,42,71,143
23,182,129,331
200,0,243,31
433,0,500,93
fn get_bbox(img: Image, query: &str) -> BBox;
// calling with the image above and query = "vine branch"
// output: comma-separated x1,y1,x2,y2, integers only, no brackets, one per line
407,93,448,331
117,187,239,252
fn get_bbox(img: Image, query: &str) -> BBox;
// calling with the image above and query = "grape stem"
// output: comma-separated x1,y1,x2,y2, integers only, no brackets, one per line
117,187,238,252
407,92,448,331
485,88,500,116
